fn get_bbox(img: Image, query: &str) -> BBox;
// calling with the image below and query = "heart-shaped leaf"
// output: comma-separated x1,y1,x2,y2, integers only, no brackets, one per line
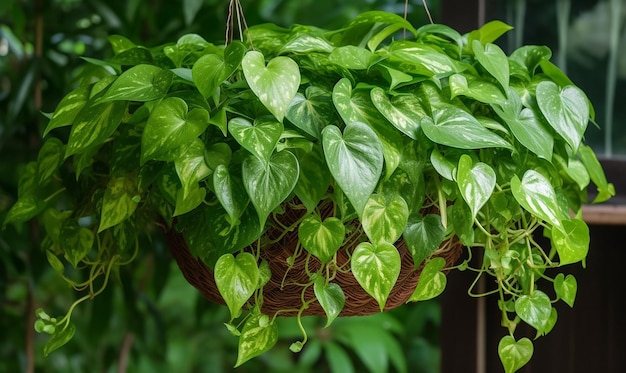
65,100,127,158
389,42,464,76
214,252,260,321
99,174,139,232
514,290,552,333
60,220,94,268
213,164,249,225
43,323,76,357
286,86,335,139
173,184,206,216
322,122,383,216
174,138,211,199
403,213,446,268
235,314,278,367
229,117,283,163
293,145,331,212
510,170,566,229
36,138,65,185
242,50,300,122
456,155,496,220
314,277,345,327
472,40,509,92
192,41,247,98
408,257,447,302
329,45,375,70
492,88,553,160
243,150,299,229
44,85,90,136
370,87,423,140
421,106,512,150
362,193,409,244
449,73,506,104
141,97,210,164
536,81,589,151
299,214,345,264
498,336,533,373
99,64,172,102
351,241,401,311
554,273,577,307
551,218,589,265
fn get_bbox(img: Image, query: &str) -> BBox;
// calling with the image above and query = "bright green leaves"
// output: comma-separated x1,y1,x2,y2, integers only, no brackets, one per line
498,336,533,373
99,174,139,232
362,194,409,245
286,87,335,139
515,290,553,334
578,145,615,203
421,106,511,150
492,88,553,160
329,45,375,70
36,138,65,185
322,122,383,216
242,51,300,122
214,252,260,321
243,150,299,229
65,100,127,158
472,40,509,92
99,64,173,102
314,277,345,327
235,314,278,368
536,81,589,152
456,155,496,220
44,84,90,136
192,41,246,98
351,242,401,311
408,257,447,302
229,117,282,162
213,164,248,225
370,88,422,139
554,273,577,307
299,215,345,264
141,97,210,163
551,219,589,265
511,170,566,229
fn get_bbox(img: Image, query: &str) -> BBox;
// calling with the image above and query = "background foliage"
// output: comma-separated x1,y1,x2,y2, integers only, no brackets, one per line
0,1,442,372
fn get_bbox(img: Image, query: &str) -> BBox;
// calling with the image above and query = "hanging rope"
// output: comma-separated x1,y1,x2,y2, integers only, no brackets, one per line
225,0,254,48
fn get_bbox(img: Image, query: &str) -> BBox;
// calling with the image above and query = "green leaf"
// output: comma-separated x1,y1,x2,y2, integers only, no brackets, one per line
299,215,345,264
293,145,330,212
430,149,456,181
4,196,44,225
536,81,589,151
242,51,300,122
510,45,552,75
99,64,172,102
281,34,334,54
329,46,375,70
408,257,447,302
472,40,509,92
192,41,247,98
36,138,65,185
313,277,345,327
492,88,554,160
515,290,552,333
578,145,615,203
322,122,383,216
326,342,355,373
370,88,423,140
44,85,91,136
551,219,589,265
554,273,577,307
213,164,249,224
449,73,506,104
229,117,283,163
173,184,206,216
351,241,401,311
422,106,511,149
389,42,464,76
235,314,278,367
456,155,496,220
43,323,76,357
141,97,210,163
174,138,211,198
510,170,566,229
99,174,139,232
403,213,446,268
498,336,533,373
286,87,334,139
468,20,513,45
60,220,94,268
65,100,127,158
243,150,299,229
362,193,409,244
214,252,259,321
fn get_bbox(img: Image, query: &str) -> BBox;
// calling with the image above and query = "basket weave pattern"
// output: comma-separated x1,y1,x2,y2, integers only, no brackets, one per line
165,202,464,317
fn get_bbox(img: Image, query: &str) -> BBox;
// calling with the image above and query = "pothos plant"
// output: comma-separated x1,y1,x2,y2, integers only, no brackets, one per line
2,10,614,373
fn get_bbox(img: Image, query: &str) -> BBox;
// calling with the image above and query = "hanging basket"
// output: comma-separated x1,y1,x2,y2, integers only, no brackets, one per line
164,201,464,317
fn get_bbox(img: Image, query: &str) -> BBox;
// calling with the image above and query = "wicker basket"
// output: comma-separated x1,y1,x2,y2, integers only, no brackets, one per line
164,202,464,317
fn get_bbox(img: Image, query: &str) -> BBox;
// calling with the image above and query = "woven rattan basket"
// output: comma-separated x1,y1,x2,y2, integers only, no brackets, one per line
165,201,464,317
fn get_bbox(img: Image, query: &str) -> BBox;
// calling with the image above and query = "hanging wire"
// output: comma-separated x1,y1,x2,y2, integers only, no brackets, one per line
225,0,254,48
